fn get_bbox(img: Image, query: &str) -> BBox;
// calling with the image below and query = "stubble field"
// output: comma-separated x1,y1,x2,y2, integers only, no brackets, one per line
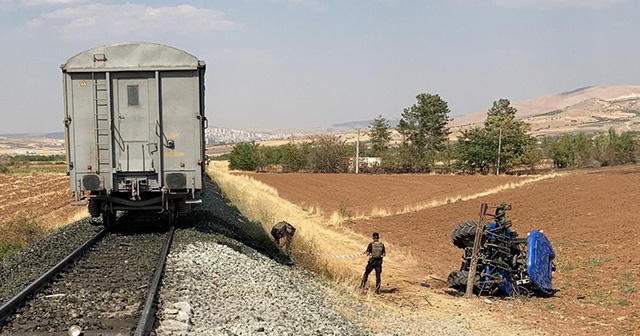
0,172,86,242
242,166,640,336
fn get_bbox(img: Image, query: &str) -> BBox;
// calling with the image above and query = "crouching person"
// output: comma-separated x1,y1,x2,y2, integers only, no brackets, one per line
271,221,296,256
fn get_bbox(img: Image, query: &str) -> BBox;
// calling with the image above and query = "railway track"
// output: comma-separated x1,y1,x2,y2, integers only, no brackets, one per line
0,215,174,336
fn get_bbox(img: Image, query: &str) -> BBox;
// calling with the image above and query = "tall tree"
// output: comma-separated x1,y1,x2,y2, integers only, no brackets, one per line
368,115,392,156
483,99,532,173
396,93,451,172
484,99,517,129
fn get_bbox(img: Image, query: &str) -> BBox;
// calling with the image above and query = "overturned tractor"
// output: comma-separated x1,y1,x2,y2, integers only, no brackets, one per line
448,203,556,297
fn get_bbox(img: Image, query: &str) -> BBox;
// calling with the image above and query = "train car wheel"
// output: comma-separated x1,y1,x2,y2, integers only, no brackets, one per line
102,211,116,229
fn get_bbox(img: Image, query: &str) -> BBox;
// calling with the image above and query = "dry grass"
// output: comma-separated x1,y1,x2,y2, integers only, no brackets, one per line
0,170,88,259
206,161,421,289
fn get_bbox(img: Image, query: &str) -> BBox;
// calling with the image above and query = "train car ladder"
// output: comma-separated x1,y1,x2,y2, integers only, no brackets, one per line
93,73,112,174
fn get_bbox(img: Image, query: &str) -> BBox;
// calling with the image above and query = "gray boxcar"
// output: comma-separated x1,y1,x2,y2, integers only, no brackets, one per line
62,42,206,227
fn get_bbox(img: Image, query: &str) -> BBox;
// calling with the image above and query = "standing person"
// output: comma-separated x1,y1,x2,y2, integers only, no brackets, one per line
270,221,296,256
360,232,386,294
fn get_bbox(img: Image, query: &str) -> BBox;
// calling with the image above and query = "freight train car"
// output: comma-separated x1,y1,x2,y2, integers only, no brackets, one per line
62,42,206,227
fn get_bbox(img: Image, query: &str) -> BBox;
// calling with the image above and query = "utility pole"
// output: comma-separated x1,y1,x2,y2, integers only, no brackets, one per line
465,203,488,298
355,128,360,174
496,126,502,176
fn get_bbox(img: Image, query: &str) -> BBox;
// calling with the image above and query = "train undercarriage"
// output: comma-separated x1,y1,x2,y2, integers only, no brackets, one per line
84,189,199,228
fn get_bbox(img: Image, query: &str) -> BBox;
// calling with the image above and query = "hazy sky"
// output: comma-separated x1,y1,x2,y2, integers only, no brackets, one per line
1,0,639,134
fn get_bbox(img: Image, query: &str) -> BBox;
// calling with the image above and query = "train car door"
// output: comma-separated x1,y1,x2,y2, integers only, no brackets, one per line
113,73,157,172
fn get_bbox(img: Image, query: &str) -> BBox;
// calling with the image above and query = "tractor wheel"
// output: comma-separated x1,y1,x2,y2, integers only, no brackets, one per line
451,220,478,248
448,270,481,293
447,270,477,291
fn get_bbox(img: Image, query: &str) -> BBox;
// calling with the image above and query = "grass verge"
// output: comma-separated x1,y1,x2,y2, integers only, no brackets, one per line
207,161,366,285
0,214,47,260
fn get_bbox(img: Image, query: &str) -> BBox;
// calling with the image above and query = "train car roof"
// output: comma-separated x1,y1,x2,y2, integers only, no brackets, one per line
62,42,205,72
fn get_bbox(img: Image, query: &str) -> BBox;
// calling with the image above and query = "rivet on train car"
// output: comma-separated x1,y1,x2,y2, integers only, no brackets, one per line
180,162,185,168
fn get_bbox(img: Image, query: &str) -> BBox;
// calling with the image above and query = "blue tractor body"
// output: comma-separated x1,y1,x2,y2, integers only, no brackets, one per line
448,204,556,297
526,230,555,295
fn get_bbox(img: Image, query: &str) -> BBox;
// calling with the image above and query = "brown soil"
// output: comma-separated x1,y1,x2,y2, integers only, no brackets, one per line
0,173,83,234
240,173,524,216
242,166,640,336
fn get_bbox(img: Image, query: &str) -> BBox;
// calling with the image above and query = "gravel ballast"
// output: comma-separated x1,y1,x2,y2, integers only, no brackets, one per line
0,219,101,303
156,238,372,336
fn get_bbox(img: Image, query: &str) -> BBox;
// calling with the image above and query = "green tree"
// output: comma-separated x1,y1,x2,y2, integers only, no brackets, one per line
593,128,637,166
255,145,278,172
307,135,351,173
542,135,571,168
541,134,593,168
484,99,532,173
434,140,456,173
454,99,533,174
228,142,261,171
396,93,451,172
368,115,392,156
275,142,309,172
521,138,543,173
455,127,494,174
484,98,517,129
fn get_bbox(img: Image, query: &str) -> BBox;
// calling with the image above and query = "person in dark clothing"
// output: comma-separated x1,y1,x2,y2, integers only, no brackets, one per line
270,221,296,255
360,232,386,294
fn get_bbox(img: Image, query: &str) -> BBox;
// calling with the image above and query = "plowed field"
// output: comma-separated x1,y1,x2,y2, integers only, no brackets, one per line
242,166,640,336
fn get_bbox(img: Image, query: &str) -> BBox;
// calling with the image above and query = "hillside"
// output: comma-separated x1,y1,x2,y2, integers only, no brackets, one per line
450,85,640,137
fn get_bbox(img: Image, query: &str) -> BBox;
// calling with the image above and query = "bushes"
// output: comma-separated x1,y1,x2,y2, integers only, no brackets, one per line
0,214,47,259
226,129,640,174
541,129,638,169
0,154,66,174
0,155,9,174
0,242,21,260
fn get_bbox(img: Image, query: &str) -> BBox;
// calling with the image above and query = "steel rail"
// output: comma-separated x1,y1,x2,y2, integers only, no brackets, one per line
134,226,175,336
0,228,107,323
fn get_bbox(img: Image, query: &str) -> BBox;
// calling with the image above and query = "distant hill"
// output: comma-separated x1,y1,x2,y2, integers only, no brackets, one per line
520,94,640,136
450,85,640,126
326,119,400,133
0,132,64,139
326,85,640,138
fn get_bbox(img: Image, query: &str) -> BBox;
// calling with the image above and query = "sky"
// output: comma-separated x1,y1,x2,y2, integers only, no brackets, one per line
1,0,639,134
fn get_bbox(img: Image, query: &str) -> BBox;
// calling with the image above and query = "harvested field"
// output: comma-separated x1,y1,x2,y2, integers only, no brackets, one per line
0,173,85,237
241,165,640,336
